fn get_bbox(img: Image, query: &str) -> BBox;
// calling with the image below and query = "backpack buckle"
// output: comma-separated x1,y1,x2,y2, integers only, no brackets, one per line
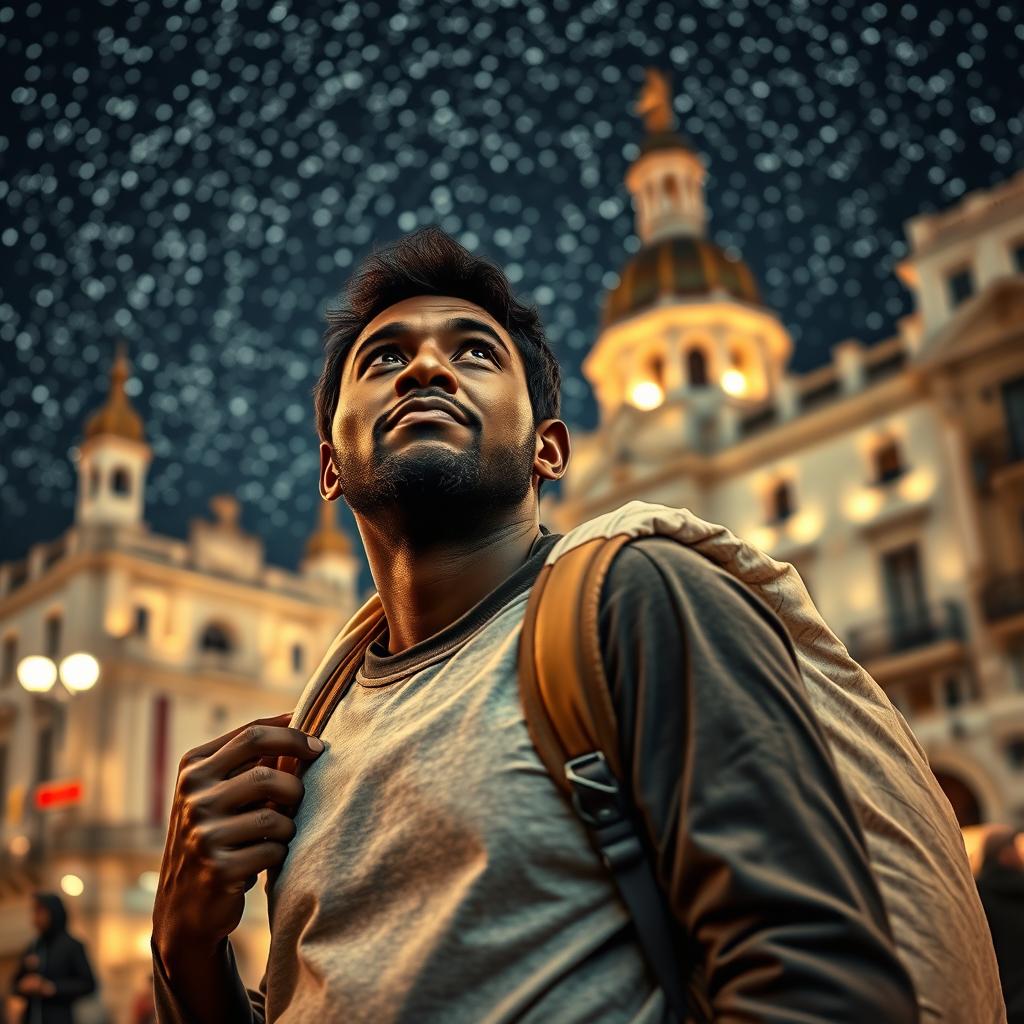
564,751,622,828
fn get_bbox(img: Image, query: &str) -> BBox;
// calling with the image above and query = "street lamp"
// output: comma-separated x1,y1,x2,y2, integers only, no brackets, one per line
17,652,100,695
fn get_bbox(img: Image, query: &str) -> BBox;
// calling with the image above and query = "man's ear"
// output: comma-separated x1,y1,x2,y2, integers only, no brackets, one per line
319,441,343,500
533,419,571,487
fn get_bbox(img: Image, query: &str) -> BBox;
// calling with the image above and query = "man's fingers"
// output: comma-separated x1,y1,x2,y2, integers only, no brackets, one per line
185,712,295,763
207,723,323,778
209,765,305,814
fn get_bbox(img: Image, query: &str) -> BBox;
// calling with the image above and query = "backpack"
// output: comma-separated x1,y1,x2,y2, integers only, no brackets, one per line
288,500,1004,1022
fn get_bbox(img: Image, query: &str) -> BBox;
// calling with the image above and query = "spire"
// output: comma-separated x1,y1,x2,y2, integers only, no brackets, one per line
625,69,708,243
83,341,145,443
304,499,351,559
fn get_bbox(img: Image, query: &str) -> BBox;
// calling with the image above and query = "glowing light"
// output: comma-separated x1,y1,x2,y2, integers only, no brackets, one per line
136,931,154,956
60,874,85,897
844,488,884,522
787,509,823,544
898,467,935,502
629,380,664,410
721,369,747,396
17,656,57,693
138,871,160,894
59,652,100,692
8,835,30,857
748,525,777,552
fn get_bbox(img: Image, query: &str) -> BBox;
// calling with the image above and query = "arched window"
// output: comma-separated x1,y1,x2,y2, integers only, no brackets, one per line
770,480,794,523
932,770,981,828
686,347,708,387
199,623,233,653
874,439,904,484
112,466,131,496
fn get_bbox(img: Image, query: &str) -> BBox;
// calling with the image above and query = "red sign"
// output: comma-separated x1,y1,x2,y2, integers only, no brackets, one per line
34,780,83,810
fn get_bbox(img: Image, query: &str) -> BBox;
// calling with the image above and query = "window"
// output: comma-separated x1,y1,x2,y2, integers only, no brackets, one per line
199,623,233,653
1013,240,1024,274
1002,376,1024,462
291,643,304,673
134,606,150,637
1,635,16,689
770,480,794,523
89,467,100,498
943,676,966,708
44,615,61,660
686,347,708,387
35,724,54,784
947,266,973,307
882,544,928,636
151,695,170,826
874,439,905,484
1006,738,1024,771
111,467,131,496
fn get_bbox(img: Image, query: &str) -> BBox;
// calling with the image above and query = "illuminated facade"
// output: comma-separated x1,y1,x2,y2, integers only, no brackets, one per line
0,347,359,1016
546,72,1024,834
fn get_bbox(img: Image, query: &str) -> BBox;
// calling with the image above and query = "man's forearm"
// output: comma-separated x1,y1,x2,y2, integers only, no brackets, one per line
152,936,258,1024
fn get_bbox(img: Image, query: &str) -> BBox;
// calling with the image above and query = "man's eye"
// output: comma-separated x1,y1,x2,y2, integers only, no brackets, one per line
366,341,497,369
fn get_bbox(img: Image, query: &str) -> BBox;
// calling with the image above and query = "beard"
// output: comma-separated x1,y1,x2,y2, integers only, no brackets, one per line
334,424,537,540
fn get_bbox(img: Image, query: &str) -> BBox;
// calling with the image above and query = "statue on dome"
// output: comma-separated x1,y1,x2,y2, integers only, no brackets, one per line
634,68,676,134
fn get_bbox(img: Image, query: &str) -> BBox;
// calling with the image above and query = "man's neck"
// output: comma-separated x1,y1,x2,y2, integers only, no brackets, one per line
355,503,542,654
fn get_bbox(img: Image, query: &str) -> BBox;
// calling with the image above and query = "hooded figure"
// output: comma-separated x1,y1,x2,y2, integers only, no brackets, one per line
10,892,97,1024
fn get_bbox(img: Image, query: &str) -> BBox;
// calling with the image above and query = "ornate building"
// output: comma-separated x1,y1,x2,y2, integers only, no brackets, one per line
0,346,359,1016
545,70,1024,834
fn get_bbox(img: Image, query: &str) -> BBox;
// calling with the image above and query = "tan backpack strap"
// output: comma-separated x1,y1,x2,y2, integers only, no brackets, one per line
518,533,632,791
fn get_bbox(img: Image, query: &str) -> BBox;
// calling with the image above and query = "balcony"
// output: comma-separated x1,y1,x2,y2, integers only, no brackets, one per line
846,599,965,668
971,429,1024,492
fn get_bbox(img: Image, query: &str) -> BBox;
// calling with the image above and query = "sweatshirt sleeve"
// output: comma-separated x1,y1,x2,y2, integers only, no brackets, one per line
151,937,267,1024
598,537,919,1023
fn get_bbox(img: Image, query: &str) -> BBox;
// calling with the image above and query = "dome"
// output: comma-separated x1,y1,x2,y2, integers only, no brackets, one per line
602,236,762,328
84,346,146,443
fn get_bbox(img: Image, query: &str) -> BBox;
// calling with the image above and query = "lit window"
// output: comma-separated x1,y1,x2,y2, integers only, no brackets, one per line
947,266,973,307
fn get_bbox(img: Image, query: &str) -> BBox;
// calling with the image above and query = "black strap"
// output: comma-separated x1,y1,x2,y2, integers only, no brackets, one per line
565,751,698,1024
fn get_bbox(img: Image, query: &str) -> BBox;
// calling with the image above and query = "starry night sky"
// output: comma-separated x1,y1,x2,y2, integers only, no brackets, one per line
1,0,1021,576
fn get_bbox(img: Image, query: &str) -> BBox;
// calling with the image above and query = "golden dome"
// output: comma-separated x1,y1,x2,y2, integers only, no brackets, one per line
84,343,145,442
602,236,761,328
304,499,351,559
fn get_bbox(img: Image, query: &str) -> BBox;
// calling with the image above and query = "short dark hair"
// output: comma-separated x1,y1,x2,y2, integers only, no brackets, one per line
313,226,561,447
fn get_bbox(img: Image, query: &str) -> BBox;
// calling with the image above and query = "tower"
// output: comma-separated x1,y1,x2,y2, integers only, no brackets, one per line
75,343,151,529
585,70,793,439
301,498,359,596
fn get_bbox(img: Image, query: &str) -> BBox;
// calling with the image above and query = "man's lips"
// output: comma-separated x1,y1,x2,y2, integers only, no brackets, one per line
390,408,461,427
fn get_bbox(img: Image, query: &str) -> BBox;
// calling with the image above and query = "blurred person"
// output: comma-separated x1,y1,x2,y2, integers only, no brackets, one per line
9,892,96,1024
150,228,921,1022
977,827,1024,1022
129,974,156,1024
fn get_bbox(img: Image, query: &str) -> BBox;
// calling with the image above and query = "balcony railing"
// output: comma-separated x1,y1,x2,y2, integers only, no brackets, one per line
982,571,1024,622
971,429,1024,490
845,599,965,664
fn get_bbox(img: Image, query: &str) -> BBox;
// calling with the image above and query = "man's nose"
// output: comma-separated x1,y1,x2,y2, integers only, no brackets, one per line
396,345,458,394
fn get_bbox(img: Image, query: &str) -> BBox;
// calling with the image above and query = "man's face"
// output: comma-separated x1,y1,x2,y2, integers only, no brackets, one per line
321,295,542,530
31,902,49,933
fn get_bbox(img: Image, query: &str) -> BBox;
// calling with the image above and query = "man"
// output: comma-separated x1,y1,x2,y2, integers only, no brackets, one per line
976,827,1024,1022
151,227,917,1022
10,892,97,1024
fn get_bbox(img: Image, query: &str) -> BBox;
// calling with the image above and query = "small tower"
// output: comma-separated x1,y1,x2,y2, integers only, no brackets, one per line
76,343,151,529
300,499,358,595
625,68,708,242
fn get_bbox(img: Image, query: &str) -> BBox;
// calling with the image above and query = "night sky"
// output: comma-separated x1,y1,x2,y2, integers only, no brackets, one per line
1,0,1021,578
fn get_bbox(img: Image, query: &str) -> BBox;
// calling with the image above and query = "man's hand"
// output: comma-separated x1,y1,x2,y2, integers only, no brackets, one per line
152,712,325,959
16,974,55,997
